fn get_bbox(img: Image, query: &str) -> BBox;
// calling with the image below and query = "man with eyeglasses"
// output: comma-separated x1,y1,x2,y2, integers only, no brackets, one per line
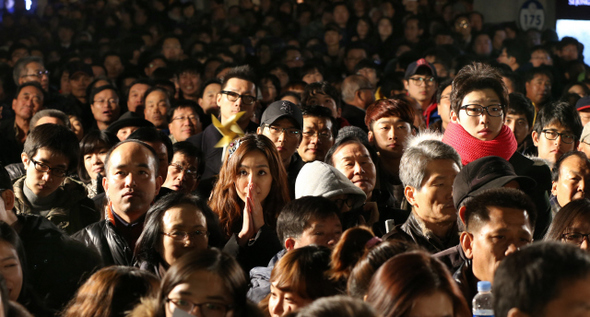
257,100,304,198
297,105,336,164
403,58,439,127
162,141,201,194
550,151,590,214
340,75,374,133
531,101,583,169
14,124,99,235
167,102,202,143
13,56,50,92
187,65,259,182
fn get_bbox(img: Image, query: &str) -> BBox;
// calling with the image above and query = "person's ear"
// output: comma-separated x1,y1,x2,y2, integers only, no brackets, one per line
460,231,474,259
154,175,163,197
256,126,263,135
21,153,29,169
367,130,374,144
284,238,296,251
216,92,223,107
102,176,109,193
458,205,467,225
551,180,558,197
1,190,15,211
404,185,417,207
450,110,459,123
403,80,409,91
531,130,540,146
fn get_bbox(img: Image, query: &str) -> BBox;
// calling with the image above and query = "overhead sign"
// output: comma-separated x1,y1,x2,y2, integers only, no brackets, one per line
519,0,545,30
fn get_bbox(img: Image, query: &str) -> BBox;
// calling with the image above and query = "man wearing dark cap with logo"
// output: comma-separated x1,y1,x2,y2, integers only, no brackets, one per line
576,96,590,127
404,58,439,126
257,100,304,198
106,111,155,141
434,156,537,308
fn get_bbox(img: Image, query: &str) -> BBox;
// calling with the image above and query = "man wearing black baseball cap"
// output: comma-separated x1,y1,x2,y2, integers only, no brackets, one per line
404,58,439,126
257,100,304,198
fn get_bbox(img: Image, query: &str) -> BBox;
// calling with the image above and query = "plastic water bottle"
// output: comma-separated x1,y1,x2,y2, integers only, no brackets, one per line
472,281,494,317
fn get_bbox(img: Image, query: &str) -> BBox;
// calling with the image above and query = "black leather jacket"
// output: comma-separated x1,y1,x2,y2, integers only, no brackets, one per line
74,220,134,266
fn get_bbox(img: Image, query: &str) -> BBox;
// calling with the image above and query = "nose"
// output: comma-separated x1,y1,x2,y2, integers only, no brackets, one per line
353,162,365,175
189,305,204,317
124,173,136,187
505,243,519,256
270,299,284,316
42,171,52,182
506,121,515,132
277,130,286,142
581,238,589,251
388,127,395,140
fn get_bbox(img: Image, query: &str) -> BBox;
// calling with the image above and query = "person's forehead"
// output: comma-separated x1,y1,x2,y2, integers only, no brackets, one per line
224,78,255,93
173,106,195,115
204,83,221,92
110,142,157,164
164,37,181,45
484,206,531,227
270,117,297,128
334,141,369,157
532,74,550,81
33,147,69,165
25,61,43,70
19,85,43,97
507,113,527,120
304,115,331,127
130,83,150,92
544,122,571,133
172,152,198,165
146,90,168,100
560,155,590,175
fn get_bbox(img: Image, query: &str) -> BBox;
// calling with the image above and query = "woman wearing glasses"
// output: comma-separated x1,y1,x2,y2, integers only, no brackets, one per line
441,62,552,240
130,248,262,317
135,192,222,278
545,198,590,251
209,134,290,272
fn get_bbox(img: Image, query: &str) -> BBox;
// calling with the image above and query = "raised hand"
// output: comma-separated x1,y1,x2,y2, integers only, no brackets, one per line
237,182,265,246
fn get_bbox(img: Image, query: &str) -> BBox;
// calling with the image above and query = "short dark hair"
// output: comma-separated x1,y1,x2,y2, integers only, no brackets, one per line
167,100,204,125
78,130,120,183
436,78,453,104
450,62,508,117
551,151,589,182
220,65,257,95
174,59,203,77
172,141,203,177
135,192,222,264
89,85,118,105
276,196,340,244
127,127,173,163
302,82,342,110
533,101,582,137
301,104,337,137
198,79,221,99
507,92,535,127
142,86,170,107
324,135,377,169
463,188,537,233
14,82,45,101
24,124,80,173
503,39,528,66
523,66,553,84
494,242,590,317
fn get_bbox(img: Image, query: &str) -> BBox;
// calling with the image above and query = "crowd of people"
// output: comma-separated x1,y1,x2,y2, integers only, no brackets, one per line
2,0,590,316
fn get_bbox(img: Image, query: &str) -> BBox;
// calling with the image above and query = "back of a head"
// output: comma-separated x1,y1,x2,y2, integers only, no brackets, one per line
276,196,340,244
330,226,374,282
494,241,590,317
61,266,159,317
23,124,80,173
270,245,339,301
347,240,416,298
127,126,173,162
29,109,71,130
366,251,469,317
288,295,379,317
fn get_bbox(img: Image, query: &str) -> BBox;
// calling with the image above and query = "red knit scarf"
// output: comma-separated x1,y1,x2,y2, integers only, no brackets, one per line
442,122,517,165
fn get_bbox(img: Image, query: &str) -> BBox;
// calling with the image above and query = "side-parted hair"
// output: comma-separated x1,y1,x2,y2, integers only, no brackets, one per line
364,98,415,131
523,66,554,84
366,251,470,317
463,188,537,233
399,138,461,189
494,242,590,317
23,124,80,173
158,249,249,317
450,62,508,117
135,192,222,266
276,196,340,244
545,198,590,241
270,245,339,301
220,65,258,95
301,104,337,137
209,134,290,238
78,130,120,183
61,266,159,317
552,151,588,182
533,101,582,138
14,82,46,101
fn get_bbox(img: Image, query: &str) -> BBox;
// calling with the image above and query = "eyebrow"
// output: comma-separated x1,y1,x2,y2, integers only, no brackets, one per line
113,163,151,169
239,163,269,168
465,98,500,103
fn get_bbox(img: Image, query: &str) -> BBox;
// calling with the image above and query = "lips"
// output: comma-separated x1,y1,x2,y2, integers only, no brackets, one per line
92,167,104,174
478,128,492,136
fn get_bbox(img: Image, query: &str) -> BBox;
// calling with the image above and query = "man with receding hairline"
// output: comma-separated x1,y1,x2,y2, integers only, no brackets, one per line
75,139,162,266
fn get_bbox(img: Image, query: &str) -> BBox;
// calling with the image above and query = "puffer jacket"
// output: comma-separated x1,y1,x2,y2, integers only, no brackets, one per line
13,176,100,235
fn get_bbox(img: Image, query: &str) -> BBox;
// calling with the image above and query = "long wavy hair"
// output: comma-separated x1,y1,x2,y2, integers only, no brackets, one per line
209,134,290,239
